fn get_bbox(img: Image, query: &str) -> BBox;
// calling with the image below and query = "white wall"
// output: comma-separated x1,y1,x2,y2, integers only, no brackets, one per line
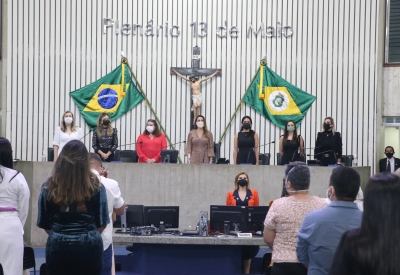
2,0,380,167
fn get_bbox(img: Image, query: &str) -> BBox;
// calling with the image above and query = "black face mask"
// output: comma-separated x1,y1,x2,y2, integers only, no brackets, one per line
238,179,247,187
386,152,394,159
242,123,251,130
324,123,331,131
103,119,110,126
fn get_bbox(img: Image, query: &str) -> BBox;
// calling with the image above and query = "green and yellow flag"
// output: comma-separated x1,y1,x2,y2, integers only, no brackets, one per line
242,60,316,129
70,63,144,129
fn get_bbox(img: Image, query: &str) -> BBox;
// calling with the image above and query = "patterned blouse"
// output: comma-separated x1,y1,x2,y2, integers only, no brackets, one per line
264,196,327,263
92,128,118,152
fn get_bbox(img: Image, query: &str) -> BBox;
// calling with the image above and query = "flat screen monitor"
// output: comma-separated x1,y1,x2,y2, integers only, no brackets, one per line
247,206,269,232
160,150,179,163
209,205,247,232
144,206,179,229
113,205,144,228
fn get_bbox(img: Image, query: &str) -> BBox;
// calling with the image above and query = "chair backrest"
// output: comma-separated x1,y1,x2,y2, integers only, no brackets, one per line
213,143,221,164
259,153,271,165
0,263,3,275
23,246,36,271
47,148,54,162
160,150,179,163
276,153,281,165
115,150,138,163
341,155,354,166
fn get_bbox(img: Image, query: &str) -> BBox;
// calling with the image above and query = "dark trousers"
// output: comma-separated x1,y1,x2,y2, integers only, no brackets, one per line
271,262,307,275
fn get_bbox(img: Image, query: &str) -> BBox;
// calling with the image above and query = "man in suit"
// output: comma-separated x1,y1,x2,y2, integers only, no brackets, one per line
379,146,400,173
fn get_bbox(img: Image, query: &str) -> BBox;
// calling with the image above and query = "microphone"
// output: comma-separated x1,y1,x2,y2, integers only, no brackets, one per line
119,141,143,148
80,130,92,141
162,141,186,150
245,141,275,164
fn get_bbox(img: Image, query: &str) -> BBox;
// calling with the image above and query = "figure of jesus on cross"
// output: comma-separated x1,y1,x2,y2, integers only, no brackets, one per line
171,68,220,119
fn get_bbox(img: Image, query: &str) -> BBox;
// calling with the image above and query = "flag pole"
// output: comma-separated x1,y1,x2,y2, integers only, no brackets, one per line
122,57,183,164
218,66,262,143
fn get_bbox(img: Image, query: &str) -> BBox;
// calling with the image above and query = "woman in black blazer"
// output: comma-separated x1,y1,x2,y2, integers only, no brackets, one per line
314,117,342,166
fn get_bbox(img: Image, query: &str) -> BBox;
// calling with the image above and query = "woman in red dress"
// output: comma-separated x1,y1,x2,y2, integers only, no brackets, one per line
136,119,167,163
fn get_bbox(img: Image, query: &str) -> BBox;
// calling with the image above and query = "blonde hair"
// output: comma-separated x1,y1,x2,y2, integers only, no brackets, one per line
96,113,113,137
321,117,337,134
234,172,250,190
60,111,77,132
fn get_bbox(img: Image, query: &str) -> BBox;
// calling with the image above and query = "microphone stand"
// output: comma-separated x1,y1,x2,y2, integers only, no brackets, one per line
245,141,275,164
79,130,92,141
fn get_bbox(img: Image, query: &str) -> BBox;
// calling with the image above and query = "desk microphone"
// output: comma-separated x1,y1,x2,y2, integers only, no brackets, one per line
119,141,143,148
162,141,186,150
245,141,275,164
80,130,92,141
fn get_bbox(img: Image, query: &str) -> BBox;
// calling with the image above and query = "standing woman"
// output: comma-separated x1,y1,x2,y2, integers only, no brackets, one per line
0,138,30,275
92,113,118,162
37,140,109,275
279,120,305,165
136,119,167,163
314,117,342,166
226,172,259,274
185,115,214,164
53,111,83,162
234,116,259,165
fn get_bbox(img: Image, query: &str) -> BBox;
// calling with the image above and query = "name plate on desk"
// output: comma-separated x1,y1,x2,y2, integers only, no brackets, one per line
237,233,252,238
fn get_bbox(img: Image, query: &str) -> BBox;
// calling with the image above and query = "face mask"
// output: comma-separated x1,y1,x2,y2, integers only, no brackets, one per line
103,119,110,126
146,126,155,133
64,117,73,125
243,123,251,130
386,152,394,159
287,126,295,132
238,179,247,187
324,123,331,131
196,121,204,128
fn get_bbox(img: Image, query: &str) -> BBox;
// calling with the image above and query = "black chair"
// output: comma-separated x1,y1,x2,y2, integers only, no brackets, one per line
340,155,354,166
276,153,282,165
23,246,36,274
259,153,271,165
213,143,221,164
115,150,138,162
0,263,3,275
47,148,54,162
161,150,179,163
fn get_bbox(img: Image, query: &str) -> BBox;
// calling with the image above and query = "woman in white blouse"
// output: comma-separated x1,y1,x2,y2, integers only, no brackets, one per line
53,111,83,161
0,138,30,275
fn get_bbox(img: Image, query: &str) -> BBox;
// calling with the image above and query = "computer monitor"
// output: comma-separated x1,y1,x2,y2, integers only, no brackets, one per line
143,206,179,229
247,206,269,232
113,205,144,228
160,150,179,163
209,205,247,232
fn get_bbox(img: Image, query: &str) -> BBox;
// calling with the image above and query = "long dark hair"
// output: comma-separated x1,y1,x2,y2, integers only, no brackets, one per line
46,140,100,206
283,120,299,144
344,172,400,274
240,116,255,139
143,119,162,137
0,138,14,184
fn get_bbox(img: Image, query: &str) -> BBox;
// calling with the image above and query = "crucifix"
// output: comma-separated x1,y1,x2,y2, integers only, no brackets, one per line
171,46,221,127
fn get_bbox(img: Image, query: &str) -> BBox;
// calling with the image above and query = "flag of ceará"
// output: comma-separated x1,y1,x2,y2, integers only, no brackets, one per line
70,62,144,129
242,60,316,129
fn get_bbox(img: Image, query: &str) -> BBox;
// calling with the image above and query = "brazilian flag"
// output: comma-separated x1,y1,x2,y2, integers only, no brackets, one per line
242,59,316,129
70,63,144,129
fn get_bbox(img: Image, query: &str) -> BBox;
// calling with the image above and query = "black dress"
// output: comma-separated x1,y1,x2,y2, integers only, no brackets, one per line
236,132,256,165
315,131,342,166
92,128,119,162
37,182,109,275
280,135,302,165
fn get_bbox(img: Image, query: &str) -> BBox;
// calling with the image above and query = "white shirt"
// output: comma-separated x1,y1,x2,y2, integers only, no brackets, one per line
52,126,83,155
0,166,30,226
386,157,395,173
91,169,124,250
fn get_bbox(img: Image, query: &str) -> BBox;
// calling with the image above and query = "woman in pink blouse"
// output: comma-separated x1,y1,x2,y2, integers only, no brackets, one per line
136,119,167,163
263,162,327,275
185,115,214,164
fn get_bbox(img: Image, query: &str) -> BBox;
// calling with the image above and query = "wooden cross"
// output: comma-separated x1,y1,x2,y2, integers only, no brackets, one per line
171,46,221,127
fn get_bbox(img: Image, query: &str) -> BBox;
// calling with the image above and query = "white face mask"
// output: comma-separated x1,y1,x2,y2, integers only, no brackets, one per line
196,121,204,128
146,125,155,133
64,117,73,125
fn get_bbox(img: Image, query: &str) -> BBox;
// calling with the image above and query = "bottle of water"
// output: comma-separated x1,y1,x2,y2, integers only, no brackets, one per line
41,150,46,162
353,154,358,167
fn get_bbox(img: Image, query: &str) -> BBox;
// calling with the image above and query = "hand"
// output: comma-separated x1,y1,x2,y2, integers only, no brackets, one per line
103,153,109,160
215,69,220,74
172,68,176,73
146,159,152,163
150,158,156,163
